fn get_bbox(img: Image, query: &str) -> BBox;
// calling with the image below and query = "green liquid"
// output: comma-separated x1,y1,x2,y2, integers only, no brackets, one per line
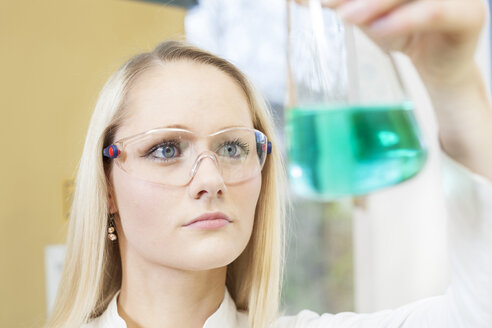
286,103,427,199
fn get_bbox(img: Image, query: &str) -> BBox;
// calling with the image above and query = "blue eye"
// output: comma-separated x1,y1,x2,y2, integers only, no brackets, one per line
146,141,182,161
217,139,249,159
224,144,238,157
159,145,177,158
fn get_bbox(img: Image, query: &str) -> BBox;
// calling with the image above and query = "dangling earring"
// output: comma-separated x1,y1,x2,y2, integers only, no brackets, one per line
108,214,117,241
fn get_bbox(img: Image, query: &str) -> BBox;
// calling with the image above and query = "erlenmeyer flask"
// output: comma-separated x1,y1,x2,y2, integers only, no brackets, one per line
286,0,427,200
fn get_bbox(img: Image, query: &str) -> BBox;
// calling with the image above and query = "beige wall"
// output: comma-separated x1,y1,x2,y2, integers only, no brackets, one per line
0,1,185,326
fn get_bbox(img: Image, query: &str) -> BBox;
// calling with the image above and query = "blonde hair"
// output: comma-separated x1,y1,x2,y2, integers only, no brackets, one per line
46,40,287,328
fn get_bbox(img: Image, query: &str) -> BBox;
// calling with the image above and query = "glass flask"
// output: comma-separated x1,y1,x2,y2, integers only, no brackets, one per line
286,0,427,200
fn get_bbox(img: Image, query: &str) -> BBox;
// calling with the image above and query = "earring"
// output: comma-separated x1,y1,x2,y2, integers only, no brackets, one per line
108,214,117,241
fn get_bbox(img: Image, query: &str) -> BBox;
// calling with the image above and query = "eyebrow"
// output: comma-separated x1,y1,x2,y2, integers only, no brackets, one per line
162,124,189,130
162,124,248,130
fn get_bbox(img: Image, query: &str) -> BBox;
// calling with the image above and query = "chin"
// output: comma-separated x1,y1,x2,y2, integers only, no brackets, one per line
164,238,247,271
185,246,244,271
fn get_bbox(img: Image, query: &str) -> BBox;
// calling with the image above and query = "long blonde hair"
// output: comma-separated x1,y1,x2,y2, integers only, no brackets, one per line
46,40,287,328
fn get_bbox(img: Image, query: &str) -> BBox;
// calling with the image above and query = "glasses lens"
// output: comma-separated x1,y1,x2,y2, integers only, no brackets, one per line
211,128,267,184
118,129,194,186
115,128,268,186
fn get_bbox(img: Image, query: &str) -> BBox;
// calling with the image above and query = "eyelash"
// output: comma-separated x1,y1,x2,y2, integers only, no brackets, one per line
143,138,251,162
220,139,250,155
144,140,181,162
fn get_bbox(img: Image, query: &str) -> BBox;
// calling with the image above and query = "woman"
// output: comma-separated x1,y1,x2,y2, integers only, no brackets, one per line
46,0,492,327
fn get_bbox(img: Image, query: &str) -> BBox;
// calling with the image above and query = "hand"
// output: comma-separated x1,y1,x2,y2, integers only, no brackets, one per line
323,0,487,87
295,0,492,179
294,0,492,179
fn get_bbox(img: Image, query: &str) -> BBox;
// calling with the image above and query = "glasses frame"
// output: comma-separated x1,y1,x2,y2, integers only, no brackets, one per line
103,126,272,186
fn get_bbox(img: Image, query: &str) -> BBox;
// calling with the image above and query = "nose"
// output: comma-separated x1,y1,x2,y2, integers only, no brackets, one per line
187,152,226,199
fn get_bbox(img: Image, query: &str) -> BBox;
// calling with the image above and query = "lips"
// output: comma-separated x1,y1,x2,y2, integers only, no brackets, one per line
183,212,232,227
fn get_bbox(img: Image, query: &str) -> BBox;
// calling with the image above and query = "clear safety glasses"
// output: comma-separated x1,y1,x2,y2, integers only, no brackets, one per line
103,127,272,186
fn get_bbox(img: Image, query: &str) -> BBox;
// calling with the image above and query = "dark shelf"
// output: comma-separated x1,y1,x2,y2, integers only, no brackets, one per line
134,0,198,9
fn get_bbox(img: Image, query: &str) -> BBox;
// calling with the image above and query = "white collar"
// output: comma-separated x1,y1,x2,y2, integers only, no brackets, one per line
92,288,247,327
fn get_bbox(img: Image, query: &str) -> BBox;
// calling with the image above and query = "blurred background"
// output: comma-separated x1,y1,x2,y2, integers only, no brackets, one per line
0,0,489,327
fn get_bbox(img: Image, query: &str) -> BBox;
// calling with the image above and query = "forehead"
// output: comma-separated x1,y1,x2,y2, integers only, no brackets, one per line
116,60,254,140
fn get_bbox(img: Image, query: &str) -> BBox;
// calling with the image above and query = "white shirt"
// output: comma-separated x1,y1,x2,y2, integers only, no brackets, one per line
84,151,492,327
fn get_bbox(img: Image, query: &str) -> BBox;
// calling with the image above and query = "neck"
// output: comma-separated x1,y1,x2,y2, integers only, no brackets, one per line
117,252,227,328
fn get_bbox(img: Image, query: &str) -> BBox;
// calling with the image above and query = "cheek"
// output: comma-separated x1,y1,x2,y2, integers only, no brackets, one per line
230,174,261,225
111,168,181,246
226,174,262,247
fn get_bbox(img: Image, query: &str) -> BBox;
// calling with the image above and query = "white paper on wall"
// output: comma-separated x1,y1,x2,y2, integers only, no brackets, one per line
44,244,66,316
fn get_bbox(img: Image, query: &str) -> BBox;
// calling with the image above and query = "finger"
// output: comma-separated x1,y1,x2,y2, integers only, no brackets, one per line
366,0,486,38
337,0,410,25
